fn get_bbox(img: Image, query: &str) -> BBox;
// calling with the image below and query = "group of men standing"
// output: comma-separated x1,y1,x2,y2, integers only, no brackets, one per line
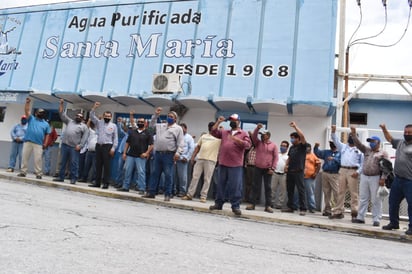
5,98,412,235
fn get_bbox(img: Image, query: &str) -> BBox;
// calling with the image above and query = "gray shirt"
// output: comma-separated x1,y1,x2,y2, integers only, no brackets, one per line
392,138,412,180
59,111,89,148
352,134,388,177
90,110,118,151
149,114,184,153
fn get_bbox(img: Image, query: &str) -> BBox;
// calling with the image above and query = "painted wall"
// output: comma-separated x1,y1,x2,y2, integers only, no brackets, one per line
0,0,337,109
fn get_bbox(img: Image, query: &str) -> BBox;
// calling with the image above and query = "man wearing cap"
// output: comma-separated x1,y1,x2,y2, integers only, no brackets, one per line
314,140,341,216
7,115,28,172
329,125,363,220
245,123,278,213
350,126,389,227
380,123,412,235
53,99,89,185
17,97,51,179
209,113,251,216
143,107,184,201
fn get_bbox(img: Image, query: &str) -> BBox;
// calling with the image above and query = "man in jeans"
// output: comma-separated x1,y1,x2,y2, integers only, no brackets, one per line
53,99,89,185
7,115,27,172
380,123,412,235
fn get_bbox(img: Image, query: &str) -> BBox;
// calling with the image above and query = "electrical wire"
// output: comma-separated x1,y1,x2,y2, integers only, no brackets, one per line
349,5,387,47
353,6,412,48
347,1,363,50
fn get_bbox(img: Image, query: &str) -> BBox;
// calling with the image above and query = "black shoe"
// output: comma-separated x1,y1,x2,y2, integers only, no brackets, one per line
329,213,344,219
373,221,380,227
322,212,332,217
164,195,171,202
209,204,222,210
406,229,412,235
142,193,155,198
53,173,59,178
53,178,64,182
88,183,101,188
117,188,129,192
77,179,87,183
232,208,241,216
352,218,365,224
70,180,76,185
36,175,42,179
382,223,400,230
102,184,109,189
17,173,26,177
281,208,294,213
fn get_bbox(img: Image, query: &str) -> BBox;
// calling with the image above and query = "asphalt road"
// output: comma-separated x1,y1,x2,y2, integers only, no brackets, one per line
1,179,411,274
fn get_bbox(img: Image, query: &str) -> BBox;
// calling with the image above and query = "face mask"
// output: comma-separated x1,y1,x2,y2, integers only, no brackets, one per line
348,136,354,145
137,123,145,129
166,117,175,124
104,118,111,123
75,117,82,123
290,138,295,144
369,142,378,150
21,119,27,125
36,114,44,119
280,147,287,153
229,121,237,129
404,135,412,142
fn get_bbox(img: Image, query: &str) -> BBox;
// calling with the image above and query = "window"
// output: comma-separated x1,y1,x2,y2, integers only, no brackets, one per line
349,112,367,125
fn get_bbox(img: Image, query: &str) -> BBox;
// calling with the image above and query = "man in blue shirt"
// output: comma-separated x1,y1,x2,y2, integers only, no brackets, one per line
314,141,341,217
174,123,194,197
7,115,27,172
17,97,51,179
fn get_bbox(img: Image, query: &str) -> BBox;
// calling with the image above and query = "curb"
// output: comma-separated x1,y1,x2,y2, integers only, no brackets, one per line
1,172,411,243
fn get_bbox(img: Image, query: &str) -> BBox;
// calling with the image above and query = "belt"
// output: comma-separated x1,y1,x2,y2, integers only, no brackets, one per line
156,151,175,154
275,172,285,175
341,166,357,170
324,170,339,174
247,165,255,167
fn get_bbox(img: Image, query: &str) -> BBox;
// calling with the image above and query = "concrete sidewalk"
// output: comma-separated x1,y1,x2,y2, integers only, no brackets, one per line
1,170,411,243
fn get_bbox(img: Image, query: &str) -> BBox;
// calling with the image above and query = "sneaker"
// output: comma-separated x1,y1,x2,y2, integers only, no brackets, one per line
70,180,76,185
6,168,13,172
142,193,155,199
309,209,315,213
382,223,400,230
245,204,255,210
181,195,192,201
373,221,380,227
164,195,171,202
352,218,365,224
299,211,306,216
329,213,344,219
199,197,207,203
264,207,274,213
232,208,242,216
17,173,26,177
36,175,42,179
138,190,145,195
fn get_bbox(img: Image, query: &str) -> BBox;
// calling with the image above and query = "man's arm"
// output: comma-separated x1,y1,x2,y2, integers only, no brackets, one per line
350,126,366,153
149,107,162,129
24,97,31,118
379,124,393,143
290,121,306,144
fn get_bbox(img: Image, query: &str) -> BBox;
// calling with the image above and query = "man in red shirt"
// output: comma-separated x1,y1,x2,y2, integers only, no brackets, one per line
209,114,251,216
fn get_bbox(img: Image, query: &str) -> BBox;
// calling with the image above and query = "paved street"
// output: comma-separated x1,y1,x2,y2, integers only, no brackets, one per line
1,178,411,274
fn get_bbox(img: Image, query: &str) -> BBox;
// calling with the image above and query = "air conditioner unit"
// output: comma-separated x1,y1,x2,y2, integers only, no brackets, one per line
152,73,182,94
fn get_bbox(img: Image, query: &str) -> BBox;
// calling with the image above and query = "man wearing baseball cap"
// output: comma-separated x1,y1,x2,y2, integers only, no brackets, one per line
350,127,389,227
208,113,251,216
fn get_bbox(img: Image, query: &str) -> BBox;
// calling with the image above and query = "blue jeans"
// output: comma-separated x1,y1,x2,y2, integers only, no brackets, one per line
123,156,147,191
304,178,316,211
175,161,188,195
42,146,52,174
149,152,175,196
215,165,243,209
8,141,23,169
388,176,412,229
58,143,80,181
82,150,96,181
115,151,125,184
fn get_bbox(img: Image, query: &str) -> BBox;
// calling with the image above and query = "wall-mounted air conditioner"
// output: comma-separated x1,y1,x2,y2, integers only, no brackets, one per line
152,73,182,94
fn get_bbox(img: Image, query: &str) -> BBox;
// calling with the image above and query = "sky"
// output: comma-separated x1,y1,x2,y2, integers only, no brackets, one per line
1,0,412,94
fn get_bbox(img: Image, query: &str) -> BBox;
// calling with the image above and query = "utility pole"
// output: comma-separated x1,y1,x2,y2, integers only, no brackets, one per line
336,0,346,129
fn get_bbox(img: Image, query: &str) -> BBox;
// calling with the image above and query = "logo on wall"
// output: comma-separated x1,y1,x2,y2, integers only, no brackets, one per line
0,17,21,76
